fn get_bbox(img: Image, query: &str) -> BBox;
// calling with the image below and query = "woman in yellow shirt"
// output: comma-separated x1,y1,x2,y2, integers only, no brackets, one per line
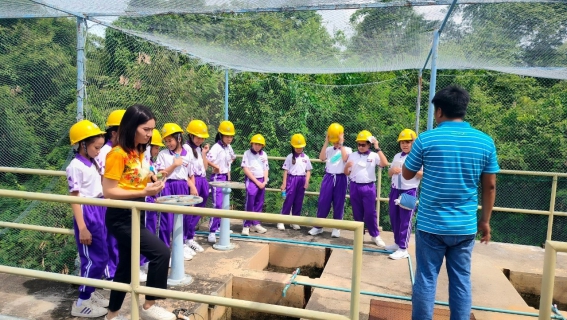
102,104,176,320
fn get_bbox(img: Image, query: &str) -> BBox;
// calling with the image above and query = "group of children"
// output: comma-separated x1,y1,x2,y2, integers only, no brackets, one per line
66,112,422,318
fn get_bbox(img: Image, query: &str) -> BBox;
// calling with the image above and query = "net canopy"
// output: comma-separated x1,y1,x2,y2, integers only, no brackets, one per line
2,0,567,76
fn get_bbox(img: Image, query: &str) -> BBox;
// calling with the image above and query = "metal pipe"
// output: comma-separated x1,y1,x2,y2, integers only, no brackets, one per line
224,69,229,120
292,280,564,319
131,208,141,320
376,168,382,231
539,240,558,320
415,70,422,134
547,176,558,240
76,17,86,122
0,189,363,231
135,286,350,320
427,29,440,131
214,187,235,250
350,225,363,320
0,221,74,235
420,0,458,74
6,165,567,178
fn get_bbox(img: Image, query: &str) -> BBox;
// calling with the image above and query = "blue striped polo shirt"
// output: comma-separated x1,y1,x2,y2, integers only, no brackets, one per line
405,121,500,235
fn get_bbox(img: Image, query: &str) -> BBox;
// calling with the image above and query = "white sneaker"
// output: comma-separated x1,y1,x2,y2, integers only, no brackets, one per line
331,229,340,238
140,304,176,320
90,291,109,307
105,315,128,320
187,239,204,252
141,262,149,273
290,224,301,230
251,224,267,234
139,269,148,282
371,236,386,248
308,227,324,236
71,298,108,318
385,244,399,251
389,249,410,260
242,227,250,236
208,233,217,243
277,223,285,230
183,244,195,260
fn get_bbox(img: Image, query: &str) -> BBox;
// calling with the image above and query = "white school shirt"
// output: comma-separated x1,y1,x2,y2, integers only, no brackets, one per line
155,148,192,180
325,146,353,174
390,152,421,190
66,154,103,198
347,151,381,183
94,141,113,174
241,149,269,178
282,153,313,176
183,143,207,178
207,142,236,174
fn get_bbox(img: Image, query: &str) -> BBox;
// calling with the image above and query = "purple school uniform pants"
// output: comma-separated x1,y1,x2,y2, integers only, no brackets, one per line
349,182,380,237
389,187,417,249
281,175,306,216
244,177,265,227
73,204,109,300
159,179,189,247
314,173,348,228
209,173,228,232
184,176,209,240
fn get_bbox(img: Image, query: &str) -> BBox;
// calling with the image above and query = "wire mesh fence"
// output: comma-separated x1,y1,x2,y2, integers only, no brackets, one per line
1,16,567,276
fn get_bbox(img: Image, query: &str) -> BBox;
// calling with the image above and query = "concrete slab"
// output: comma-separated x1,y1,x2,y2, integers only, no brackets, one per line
0,218,566,320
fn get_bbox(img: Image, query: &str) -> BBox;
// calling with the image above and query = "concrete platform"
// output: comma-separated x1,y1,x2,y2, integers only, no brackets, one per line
0,218,566,319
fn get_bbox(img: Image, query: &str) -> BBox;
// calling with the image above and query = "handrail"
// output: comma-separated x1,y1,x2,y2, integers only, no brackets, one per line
539,240,567,320
0,188,362,320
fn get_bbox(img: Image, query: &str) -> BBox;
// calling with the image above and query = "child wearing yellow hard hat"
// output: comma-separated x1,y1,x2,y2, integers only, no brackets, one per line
67,120,109,318
278,133,313,231
308,123,352,238
155,123,195,261
387,129,422,260
206,120,237,243
241,134,269,236
344,130,389,248
181,119,211,253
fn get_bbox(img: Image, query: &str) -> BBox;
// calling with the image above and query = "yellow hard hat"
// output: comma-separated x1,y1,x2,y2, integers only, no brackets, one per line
327,123,344,144
186,120,209,138
218,120,235,136
290,134,306,148
69,120,105,145
397,129,417,142
151,129,165,147
356,130,373,143
161,123,184,139
106,110,126,127
250,134,266,146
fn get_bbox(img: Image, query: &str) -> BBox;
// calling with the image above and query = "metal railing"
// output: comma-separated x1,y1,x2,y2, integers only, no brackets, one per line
539,240,567,320
0,188,363,320
2,159,567,240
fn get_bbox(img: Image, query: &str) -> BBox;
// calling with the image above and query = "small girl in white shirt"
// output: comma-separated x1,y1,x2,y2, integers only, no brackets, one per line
241,134,269,236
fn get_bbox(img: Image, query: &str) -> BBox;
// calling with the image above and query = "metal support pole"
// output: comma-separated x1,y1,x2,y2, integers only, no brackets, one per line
376,168,382,231
538,241,556,320
224,69,229,120
76,17,86,122
427,30,440,131
415,70,423,133
214,69,234,251
131,208,141,320
547,176,558,240
350,225,363,320
214,188,235,250
168,212,193,285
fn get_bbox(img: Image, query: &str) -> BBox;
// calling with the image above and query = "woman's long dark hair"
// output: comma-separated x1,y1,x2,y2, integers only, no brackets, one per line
116,104,155,154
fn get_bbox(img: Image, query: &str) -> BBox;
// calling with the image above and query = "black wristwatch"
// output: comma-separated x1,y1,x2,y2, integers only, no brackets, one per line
375,147,381,152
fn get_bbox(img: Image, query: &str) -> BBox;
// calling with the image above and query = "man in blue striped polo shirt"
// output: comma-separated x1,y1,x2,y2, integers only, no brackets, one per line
403,86,499,320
